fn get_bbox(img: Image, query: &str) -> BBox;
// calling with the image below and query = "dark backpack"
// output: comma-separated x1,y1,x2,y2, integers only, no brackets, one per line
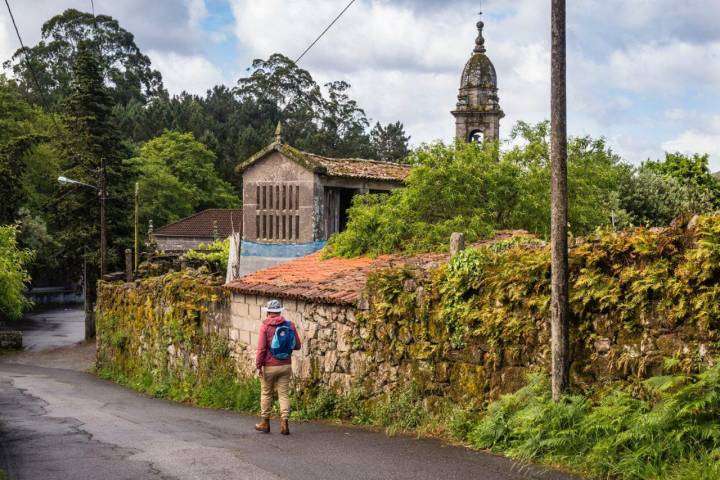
270,321,296,360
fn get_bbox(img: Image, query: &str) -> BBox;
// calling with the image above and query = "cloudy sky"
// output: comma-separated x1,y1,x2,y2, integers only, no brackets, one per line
1,0,719,167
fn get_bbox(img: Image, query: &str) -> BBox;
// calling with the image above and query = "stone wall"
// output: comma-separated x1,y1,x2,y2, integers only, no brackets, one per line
228,293,361,390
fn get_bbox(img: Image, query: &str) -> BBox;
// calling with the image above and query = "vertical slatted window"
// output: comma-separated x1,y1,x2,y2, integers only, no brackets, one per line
254,184,303,241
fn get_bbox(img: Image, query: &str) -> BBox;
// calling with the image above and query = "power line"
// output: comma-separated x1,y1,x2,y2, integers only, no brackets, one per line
3,0,55,114
294,0,357,64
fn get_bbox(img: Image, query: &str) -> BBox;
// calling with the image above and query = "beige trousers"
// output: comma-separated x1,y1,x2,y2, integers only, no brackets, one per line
260,364,292,419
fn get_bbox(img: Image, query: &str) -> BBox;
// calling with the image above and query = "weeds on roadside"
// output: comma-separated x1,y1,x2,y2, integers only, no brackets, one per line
467,366,720,479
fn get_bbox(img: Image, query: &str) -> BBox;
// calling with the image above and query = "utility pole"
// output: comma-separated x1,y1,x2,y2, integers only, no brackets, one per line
134,182,139,270
99,156,107,279
550,0,570,401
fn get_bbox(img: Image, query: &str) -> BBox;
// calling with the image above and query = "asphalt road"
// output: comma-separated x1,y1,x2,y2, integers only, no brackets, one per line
0,308,579,480
12,306,85,351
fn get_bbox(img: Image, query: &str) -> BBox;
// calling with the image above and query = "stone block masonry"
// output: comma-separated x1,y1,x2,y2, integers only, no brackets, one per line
228,292,362,390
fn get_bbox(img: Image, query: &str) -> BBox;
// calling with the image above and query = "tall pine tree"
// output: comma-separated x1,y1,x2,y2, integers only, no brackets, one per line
54,40,130,280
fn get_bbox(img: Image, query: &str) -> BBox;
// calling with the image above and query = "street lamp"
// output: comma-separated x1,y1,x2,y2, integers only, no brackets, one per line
57,159,107,340
57,158,107,279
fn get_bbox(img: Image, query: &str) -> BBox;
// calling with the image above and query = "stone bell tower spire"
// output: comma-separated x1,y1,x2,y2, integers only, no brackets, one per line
452,11,504,143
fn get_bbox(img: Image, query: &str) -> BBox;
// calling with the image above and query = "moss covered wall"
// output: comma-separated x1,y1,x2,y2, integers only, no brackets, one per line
97,217,720,410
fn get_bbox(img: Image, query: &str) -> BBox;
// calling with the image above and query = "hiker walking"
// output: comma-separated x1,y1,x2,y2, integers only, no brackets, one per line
255,299,301,435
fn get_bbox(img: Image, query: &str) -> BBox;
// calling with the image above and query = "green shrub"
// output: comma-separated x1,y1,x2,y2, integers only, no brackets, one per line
468,365,720,479
182,238,230,271
0,225,34,320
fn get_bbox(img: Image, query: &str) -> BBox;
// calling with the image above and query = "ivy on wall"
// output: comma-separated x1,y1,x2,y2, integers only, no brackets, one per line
96,269,260,412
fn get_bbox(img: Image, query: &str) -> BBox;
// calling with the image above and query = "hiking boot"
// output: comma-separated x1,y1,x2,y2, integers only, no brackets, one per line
255,418,270,433
280,419,290,435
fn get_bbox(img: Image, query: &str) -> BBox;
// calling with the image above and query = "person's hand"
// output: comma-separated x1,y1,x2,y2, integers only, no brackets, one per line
256,367,263,378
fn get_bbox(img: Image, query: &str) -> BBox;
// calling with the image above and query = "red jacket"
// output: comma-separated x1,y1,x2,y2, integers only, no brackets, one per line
255,315,302,370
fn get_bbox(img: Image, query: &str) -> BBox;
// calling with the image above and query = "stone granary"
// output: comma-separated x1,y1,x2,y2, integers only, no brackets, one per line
452,13,504,143
235,131,410,275
151,209,242,253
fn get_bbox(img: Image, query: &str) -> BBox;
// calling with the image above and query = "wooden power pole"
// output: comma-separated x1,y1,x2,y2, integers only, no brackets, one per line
550,0,570,401
134,182,139,270
99,156,107,280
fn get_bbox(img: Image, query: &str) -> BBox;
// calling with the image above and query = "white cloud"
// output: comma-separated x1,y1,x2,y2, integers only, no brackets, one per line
608,41,720,93
185,0,207,28
0,16,14,68
662,115,720,170
148,51,225,95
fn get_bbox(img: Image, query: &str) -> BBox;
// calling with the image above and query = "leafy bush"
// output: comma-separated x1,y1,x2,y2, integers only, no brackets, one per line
469,366,720,479
182,238,230,271
0,225,34,320
618,168,715,228
328,122,718,258
328,122,630,257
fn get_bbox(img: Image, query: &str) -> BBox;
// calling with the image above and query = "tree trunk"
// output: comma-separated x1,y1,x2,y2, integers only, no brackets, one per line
550,0,570,401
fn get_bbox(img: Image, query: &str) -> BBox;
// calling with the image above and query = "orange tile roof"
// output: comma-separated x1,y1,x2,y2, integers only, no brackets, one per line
224,231,532,306
225,251,446,306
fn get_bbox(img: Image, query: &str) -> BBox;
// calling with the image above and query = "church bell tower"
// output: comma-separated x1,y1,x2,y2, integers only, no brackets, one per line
452,13,504,143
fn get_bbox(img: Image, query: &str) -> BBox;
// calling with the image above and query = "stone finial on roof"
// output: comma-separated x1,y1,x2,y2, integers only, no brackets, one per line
274,122,283,143
474,11,486,54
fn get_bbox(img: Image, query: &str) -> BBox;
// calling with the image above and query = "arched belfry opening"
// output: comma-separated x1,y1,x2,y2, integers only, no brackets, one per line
452,12,504,143
468,130,485,143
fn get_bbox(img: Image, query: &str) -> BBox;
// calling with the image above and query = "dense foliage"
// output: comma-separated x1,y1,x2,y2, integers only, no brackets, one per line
0,10,409,287
0,226,34,321
5,8,163,107
128,131,238,232
468,370,720,479
329,122,719,257
181,238,231,272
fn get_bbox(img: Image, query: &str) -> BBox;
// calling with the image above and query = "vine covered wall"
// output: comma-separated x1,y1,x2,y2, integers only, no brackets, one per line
97,216,720,413
352,216,720,406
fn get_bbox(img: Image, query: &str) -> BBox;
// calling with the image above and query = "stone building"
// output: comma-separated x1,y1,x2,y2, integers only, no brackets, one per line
151,209,242,253
235,129,410,275
452,13,504,143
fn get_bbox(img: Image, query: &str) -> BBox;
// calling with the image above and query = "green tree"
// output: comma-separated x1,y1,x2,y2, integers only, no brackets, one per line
235,54,378,159
505,121,627,237
370,121,411,163
643,152,720,203
6,8,163,107
618,168,715,227
327,140,510,257
128,131,239,232
55,40,131,276
0,225,34,321
328,122,630,257
0,77,58,225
